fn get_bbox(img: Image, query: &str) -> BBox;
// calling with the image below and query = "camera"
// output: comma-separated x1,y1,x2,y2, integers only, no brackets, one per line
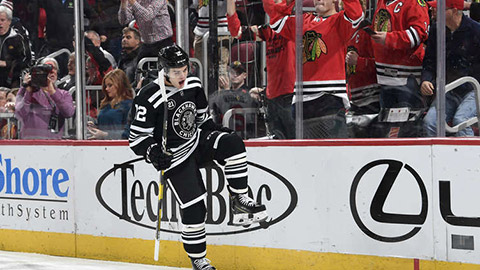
30,64,53,89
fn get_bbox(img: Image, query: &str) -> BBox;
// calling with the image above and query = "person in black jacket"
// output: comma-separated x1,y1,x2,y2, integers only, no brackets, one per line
117,26,142,85
38,0,97,78
0,5,31,88
421,0,480,136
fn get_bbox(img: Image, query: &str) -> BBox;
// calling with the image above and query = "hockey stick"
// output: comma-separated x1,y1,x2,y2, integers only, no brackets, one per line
154,68,168,261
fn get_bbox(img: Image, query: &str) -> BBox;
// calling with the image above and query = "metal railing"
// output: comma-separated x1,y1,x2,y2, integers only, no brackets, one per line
444,76,480,134
222,107,265,139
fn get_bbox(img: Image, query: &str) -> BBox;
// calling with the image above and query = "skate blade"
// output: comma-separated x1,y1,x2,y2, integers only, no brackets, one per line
232,210,268,226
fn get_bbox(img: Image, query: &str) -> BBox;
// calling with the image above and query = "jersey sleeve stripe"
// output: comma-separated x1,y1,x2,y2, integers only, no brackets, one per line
129,134,151,147
411,26,420,47
147,90,162,103
197,107,208,114
130,125,155,133
344,12,364,28
407,27,419,48
270,15,289,33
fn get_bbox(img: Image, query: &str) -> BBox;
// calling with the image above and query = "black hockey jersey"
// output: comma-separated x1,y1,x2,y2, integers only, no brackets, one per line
129,76,211,169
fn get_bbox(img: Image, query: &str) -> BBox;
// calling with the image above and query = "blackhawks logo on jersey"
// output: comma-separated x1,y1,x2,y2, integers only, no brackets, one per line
417,0,427,7
173,101,197,139
302,31,327,63
374,9,392,32
199,0,209,7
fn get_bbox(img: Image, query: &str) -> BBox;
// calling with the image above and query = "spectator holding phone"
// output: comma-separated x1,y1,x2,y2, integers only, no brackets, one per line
87,69,133,140
15,57,75,139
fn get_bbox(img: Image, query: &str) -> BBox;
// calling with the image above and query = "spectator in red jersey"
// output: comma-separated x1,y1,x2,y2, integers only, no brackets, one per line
263,0,364,138
344,0,382,138
228,0,295,138
369,0,430,137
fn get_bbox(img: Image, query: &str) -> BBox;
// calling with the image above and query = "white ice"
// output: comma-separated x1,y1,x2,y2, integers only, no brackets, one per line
0,250,190,270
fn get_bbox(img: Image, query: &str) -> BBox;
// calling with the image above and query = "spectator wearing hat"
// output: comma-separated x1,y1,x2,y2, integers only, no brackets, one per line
421,0,480,136
0,2,31,88
209,61,260,138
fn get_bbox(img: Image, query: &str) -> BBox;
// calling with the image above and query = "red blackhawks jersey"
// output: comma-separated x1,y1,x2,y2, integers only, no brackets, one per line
227,8,295,99
264,0,364,105
347,30,380,108
371,0,430,86
258,25,296,99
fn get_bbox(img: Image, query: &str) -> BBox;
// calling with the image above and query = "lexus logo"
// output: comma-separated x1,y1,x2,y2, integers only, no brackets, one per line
350,159,428,242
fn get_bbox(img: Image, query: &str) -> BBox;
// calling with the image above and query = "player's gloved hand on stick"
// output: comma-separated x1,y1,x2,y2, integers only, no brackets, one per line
146,144,173,171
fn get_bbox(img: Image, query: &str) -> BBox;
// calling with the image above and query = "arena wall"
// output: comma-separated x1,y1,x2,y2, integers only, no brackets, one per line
1,139,480,269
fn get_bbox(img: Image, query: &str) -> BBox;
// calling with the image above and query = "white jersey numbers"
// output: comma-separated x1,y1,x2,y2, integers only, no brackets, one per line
135,104,147,122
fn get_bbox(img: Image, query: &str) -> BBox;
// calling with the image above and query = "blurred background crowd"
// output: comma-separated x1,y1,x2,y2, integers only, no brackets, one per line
0,0,479,140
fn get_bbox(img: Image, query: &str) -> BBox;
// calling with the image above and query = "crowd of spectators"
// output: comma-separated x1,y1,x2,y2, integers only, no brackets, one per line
0,0,479,140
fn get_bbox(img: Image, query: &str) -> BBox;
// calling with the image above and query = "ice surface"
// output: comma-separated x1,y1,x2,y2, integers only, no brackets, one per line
0,250,190,270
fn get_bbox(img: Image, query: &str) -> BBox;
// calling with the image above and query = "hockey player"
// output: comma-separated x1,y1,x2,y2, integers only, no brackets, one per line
263,0,364,138
128,44,267,270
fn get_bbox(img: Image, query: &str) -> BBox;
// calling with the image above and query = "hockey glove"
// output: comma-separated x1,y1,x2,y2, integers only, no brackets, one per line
146,144,173,171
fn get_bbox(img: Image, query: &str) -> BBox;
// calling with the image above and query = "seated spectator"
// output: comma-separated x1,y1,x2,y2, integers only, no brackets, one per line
4,86,15,112
57,52,76,92
87,69,133,139
85,30,117,68
118,26,142,85
209,61,259,138
0,87,17,138
421,0,480,137
0,86,7,112
0,3,31,88
15,57,75,139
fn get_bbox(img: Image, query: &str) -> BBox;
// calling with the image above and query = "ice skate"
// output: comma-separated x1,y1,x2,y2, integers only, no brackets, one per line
191,257,216,270
230,192,268,226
